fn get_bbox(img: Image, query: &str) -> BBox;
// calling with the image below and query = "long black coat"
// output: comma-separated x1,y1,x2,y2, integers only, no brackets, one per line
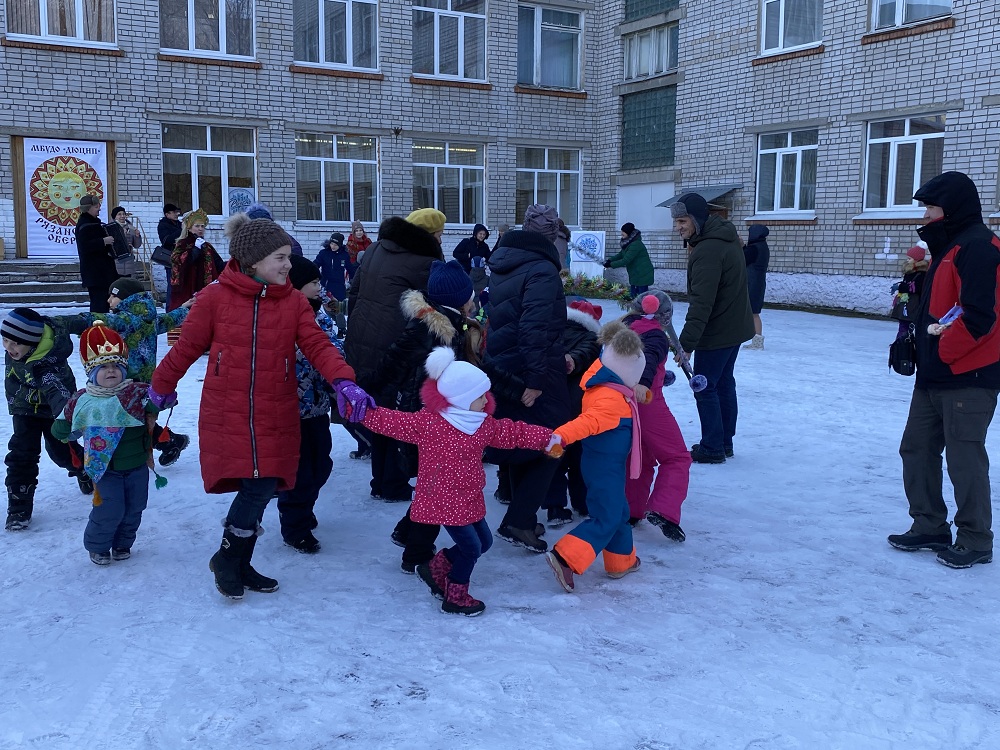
484,229,570,463
345,217,444,394
75,212,118,289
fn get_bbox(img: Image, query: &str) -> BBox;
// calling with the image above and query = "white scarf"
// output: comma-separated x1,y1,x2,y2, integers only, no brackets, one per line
440,406,488,435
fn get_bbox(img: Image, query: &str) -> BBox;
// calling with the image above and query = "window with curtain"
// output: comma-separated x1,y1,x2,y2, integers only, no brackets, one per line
515,147,581,226
6,0,114,43
412,1,486,81
162,124,257,217
295,133,378,222
755,129,818,213
517,5,582,90
623,23,677,81
621,87,676,170
159,0,255,57
864,116,945,210
761,0,822,53
412,141,485,225
293,0,377,69
873,0,950,29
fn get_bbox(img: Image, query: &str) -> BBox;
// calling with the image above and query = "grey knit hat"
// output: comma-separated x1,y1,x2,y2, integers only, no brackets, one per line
522,204,560,241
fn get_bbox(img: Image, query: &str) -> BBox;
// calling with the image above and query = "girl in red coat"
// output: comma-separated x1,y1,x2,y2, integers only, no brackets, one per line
150,215,373,601
361,347,554,616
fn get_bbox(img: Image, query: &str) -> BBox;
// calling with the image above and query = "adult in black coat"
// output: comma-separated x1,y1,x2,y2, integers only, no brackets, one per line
74,195,118,313
157,203,183,252
743,224,770,349
345,210,445,502
483,204,570,552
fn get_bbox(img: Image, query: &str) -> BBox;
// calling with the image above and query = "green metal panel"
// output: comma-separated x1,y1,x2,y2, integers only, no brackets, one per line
621,87,676,170
624,0,679,23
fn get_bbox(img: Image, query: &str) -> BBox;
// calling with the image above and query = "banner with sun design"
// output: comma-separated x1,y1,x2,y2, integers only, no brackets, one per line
23,138,108,255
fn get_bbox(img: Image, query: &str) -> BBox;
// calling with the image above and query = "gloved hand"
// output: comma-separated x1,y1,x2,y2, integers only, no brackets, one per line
194,238,206,249
602,259,611,268
335,380,375,423
545,433,564,458
147,387,178,411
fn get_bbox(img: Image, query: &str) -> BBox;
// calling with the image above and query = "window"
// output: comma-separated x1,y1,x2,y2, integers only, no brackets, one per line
621,88,676,170
624,0,678,23
159,0,254,58
293,0,377,69
162,124,256,217
6,0,114,44
623,24,677,80
412,1,486,81
761,0,822,53
874,0,950,29
515,147,581,226
295,133,378,222
412,141,484,225
864,116,944,210
517,6,582,89
756,130,818,213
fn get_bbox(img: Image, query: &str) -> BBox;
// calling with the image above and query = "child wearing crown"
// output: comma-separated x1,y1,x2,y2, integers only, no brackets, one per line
52,324,157,566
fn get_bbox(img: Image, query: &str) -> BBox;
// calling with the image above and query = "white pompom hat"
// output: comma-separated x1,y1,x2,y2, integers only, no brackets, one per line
424,347,492,410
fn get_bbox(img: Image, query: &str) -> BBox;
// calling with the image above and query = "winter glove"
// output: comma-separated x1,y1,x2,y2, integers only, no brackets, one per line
147,387,178,411
602,259,611,268
335,380,375,423
194,238,205,249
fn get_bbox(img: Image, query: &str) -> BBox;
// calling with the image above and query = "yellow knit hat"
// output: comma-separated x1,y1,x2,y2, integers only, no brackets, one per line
406,208,446,234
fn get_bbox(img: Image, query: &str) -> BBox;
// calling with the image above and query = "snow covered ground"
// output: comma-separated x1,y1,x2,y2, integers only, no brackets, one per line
2,303,999,750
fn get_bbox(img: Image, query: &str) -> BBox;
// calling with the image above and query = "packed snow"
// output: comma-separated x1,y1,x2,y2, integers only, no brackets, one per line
2,302,998,750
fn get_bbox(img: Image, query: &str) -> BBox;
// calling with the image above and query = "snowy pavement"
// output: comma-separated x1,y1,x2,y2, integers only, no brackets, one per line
1,303,998,749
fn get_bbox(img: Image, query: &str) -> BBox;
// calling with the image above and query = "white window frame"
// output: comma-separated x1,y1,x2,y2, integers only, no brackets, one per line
518,5,583,90
515,147,583,228
760,0,823,55
5,0,117,47
755,130,818,214
873,0,951,30
159,0,256,60
863,117,945,211
294,133,380,223
161,124,257,220
412,1,487,82
411,141,486,227
622,23,678,81
292,0,378,71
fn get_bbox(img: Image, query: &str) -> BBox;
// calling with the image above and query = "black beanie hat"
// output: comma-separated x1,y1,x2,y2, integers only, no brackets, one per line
621,222,636,234
109,278,145,300
288,255,321,291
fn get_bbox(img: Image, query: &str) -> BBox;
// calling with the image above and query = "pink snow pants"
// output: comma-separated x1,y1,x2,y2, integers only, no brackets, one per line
625,395,691,523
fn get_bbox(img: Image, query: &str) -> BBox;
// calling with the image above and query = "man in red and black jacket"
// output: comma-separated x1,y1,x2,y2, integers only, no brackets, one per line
888,171,1000,569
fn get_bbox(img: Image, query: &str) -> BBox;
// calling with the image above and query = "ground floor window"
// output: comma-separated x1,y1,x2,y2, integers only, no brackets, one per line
412,141,485,225
864,116,944,210
756,129,818,213
515,146,581,226
295,133,378,222
161,124,256,217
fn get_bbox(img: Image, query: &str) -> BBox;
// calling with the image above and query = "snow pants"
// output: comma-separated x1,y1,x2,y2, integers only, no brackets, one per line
85,465,149,553
277,415,333,543
5,414,84,490
625,396,691,524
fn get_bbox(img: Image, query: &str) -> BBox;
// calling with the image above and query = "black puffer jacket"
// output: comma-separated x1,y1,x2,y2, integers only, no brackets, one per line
75,212,118,289
483,230,570,462
562,308,601,415
4,315,82,418
345,217,444,394
452,224,491,273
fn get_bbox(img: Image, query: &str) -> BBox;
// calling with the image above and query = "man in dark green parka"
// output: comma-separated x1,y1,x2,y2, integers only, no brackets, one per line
673,193,754,464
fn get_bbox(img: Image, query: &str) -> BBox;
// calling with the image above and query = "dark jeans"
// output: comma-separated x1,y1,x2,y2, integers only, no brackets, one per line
84,465,149,553
225,477,280,533
692,345,741,456
443,519,493,584
543,442,587,513
394,507,441,567
369,432,412,500
277,416,333,543
87,285,112,313
501,455,560,530
629,284,649,299
900,386,997,551
5,414,83,489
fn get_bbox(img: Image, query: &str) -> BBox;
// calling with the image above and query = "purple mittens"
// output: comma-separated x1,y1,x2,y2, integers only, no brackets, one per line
334,380,375,423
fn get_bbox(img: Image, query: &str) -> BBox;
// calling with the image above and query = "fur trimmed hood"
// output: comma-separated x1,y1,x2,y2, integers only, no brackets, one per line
400,289,459,346
565,305,602,334
377,216,445,261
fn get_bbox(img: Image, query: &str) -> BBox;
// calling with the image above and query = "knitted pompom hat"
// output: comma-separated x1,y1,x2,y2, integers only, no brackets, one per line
80,323,129,374
597,321,645,389
907,240,929,262
423,346,491,411
225,213,292,272
631,290,673,325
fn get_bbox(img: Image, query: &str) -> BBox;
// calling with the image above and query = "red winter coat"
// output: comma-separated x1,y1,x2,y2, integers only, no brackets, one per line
362,388,551,526
152,260,356,494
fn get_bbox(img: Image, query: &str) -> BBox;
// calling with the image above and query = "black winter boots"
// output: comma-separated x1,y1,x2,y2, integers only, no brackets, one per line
209,525,279,600
5,485,35,531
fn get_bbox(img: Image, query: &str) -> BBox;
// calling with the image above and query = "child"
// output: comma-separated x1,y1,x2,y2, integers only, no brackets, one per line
360,347,553,616
315,232,350,336
346,221,372,280
891,241,930,338
52,325,155,565
3,308,89,531
149,214,372,601
78,277,193,466
545,322,645,593
622,292,692,541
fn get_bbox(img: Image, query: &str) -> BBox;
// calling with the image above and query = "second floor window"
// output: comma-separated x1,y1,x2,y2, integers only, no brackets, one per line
515,147,581,226
293,0,377,69
756,129,818,213
623,24,677,80
761,0,822,53
160,0,254,58
412,141,485,225
412,1,486,81
517,6,582,89
7,0,114,43
162,124,256,218
864,116,944,210
874,0,950,29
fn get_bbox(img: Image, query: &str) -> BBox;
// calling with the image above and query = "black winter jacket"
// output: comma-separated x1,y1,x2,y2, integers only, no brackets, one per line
75,212,118,289
744,224,770,271
157,217,183,251
452,224,491,273
4,316,83,418
345,217,444,393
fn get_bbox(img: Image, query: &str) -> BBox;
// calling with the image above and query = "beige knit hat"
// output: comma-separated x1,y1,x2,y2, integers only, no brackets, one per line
224,213,292,271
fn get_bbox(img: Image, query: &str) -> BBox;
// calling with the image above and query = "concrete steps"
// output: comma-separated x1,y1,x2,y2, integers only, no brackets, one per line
0,260,150,309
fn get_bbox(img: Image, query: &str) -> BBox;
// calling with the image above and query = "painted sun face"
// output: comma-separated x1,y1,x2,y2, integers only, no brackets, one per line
47,171,86,209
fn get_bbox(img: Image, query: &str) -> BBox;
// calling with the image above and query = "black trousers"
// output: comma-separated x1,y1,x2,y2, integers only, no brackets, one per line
394,507,441,567
369,432,412,500
277,416,334,542
5,414,82,489
501,455,560,531
225,477,280,532
87,285,111,313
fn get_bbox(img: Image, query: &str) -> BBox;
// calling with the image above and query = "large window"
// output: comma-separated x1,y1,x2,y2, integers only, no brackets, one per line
515,147,581,226
756,130,818,213
864,116,944,210
874,0,950,29
160,0,254,58
623,24,677,81
761,0,822,53
295,133,378,222
412,1,486,81
293,0,377,69
412,141,484,226
517,6,582,89
6,0,114,43
162,124,256,217
621,88,676,170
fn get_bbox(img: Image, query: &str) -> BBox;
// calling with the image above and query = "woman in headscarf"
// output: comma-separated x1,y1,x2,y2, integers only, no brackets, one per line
167,208,224,345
